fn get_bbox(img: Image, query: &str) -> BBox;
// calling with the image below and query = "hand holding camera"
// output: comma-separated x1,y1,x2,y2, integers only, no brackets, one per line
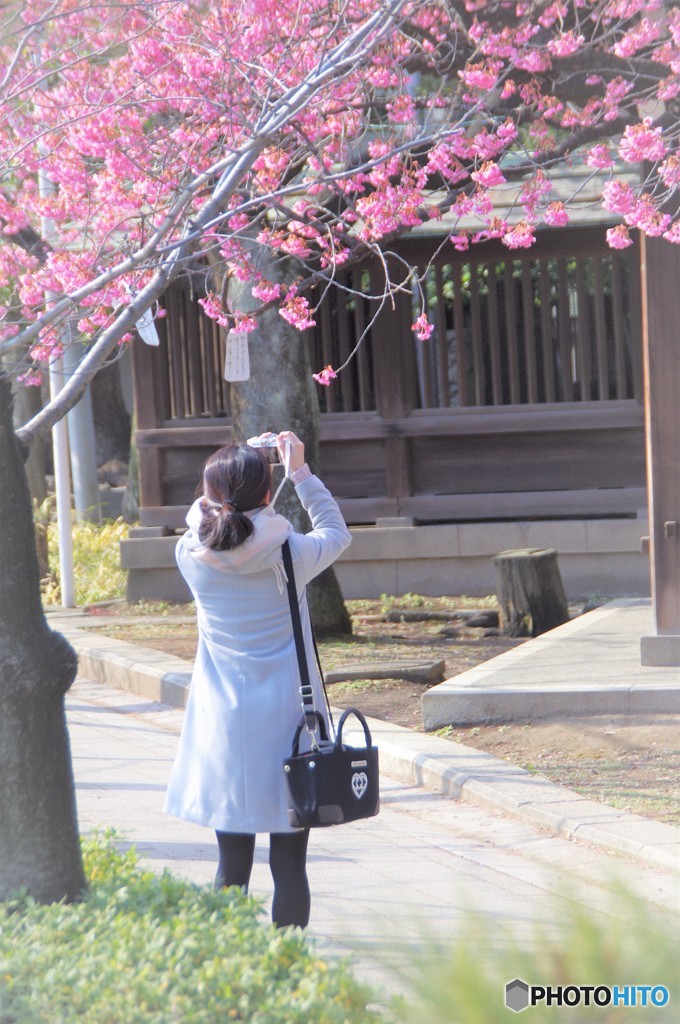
248,431,305,474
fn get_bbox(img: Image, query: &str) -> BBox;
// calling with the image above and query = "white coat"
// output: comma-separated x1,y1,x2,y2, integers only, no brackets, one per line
163,474,352,834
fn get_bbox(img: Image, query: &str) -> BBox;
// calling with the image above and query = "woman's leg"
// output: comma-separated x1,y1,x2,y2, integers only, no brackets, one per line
269,829,311,928
214,831,256,891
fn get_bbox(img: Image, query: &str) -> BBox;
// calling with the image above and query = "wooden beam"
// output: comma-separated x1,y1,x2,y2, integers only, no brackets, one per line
640,234,680,654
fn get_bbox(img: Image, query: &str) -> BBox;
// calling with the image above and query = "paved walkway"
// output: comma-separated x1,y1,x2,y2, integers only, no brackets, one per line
55,603,680,873
67,677,679,997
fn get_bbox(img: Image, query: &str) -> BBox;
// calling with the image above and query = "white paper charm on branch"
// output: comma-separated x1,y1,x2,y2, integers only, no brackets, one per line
224,331,250,381
135,306,160,346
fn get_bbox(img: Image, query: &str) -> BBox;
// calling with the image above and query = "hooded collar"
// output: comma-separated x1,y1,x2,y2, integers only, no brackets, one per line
183,498,292,588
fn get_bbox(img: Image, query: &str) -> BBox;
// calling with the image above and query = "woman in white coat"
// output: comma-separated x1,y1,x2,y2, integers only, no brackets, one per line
164,431,352,927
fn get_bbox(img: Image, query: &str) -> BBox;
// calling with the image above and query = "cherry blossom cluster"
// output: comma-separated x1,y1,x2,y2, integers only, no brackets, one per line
0,0,677,389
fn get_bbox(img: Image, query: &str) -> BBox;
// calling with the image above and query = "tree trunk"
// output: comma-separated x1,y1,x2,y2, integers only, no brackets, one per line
493,547,570,638
8,375,47,506
0,373,85,902
227,247,352,636
90,353,132,464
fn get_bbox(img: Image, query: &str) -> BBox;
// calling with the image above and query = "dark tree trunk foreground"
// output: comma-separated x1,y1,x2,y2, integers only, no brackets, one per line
227,248,352,636
0,373,85,902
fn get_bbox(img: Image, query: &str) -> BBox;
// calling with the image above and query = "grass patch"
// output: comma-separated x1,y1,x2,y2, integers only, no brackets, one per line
346,594,498,618
529,754,680,825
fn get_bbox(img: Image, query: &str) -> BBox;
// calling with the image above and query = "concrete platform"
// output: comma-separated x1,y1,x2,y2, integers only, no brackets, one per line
421,598,680,728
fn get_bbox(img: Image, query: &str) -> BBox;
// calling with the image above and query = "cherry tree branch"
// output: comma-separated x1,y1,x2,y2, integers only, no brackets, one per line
15,0,410,442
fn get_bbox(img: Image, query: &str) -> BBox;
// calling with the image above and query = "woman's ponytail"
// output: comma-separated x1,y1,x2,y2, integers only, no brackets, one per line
196,442,270,551
198,502,254,551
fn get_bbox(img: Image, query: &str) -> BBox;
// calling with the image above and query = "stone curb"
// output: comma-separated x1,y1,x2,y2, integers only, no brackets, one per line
325,659,446,685
421,599,680,728
56,620,680,876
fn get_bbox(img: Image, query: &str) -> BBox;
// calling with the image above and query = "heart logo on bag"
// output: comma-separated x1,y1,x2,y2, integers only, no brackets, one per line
351,771,368,799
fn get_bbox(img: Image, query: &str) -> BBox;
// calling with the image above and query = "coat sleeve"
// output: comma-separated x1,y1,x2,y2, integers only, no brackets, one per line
288,475,352,584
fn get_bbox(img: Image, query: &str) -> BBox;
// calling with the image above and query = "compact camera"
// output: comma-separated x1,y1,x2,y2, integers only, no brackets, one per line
249,435,281,463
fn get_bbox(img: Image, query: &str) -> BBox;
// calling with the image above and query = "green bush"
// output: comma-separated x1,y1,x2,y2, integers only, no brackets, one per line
0,833,381,1024
38,500,128,606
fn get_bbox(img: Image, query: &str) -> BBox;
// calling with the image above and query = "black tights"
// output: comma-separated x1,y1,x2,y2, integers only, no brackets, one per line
215,830,311,929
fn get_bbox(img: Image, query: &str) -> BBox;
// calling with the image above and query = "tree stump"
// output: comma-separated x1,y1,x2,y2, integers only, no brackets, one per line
493,548,569,638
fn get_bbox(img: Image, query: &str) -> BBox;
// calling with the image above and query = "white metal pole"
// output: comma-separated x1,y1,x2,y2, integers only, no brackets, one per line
63,336,101,523
48,354,76,607
40,162,76,607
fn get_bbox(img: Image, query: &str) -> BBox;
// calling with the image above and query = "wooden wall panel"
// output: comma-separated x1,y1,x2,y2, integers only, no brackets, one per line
409,429,645,496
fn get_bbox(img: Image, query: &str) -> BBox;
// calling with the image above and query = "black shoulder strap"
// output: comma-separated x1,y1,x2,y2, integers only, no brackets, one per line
282,540,334,734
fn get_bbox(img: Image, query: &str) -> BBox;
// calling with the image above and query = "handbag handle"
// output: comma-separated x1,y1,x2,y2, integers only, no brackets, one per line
290,711,330,756
335,708,373,749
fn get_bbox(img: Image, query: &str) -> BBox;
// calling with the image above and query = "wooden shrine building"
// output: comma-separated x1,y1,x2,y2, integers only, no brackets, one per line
122,220,651,606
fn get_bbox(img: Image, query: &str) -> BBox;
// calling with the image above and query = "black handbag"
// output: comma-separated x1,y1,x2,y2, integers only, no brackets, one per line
281,540,380,829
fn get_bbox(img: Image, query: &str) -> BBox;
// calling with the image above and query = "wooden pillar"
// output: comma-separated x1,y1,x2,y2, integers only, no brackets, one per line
640,234,680,665
130,333,168,510
370,262,416,514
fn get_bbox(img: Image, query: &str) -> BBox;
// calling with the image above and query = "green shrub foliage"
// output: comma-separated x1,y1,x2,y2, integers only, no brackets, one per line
0,833,380,1024
38,502,128,606
392,884,679,1024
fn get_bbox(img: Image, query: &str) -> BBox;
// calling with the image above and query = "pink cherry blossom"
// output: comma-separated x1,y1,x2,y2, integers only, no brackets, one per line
602,180,637,217
449,233,470,251
502,221,536,249
663,221,680,244
544,202,569,227
471,162,506,187
0,0,676,389
198,293,230,328
514,50,552,73
312,364,338,386
252,280,283,303
234,313,257,333
386,94,416,125
547,32,585,58
411,313,434,341
627,197,670,236
279,292,316,331
459,60,502,91
17,370,43,386
618,120,667,163
427,144,466,184
606,225,633,249
586,144,614,169
660,155,680,190
613,17,662,58
539,2,568,29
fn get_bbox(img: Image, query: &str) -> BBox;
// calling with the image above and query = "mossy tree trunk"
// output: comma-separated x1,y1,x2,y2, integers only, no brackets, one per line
226,249,351,636
0,373,85,902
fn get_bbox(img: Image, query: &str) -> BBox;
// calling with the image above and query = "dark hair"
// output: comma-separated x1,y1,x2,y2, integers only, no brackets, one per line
197,443,270,551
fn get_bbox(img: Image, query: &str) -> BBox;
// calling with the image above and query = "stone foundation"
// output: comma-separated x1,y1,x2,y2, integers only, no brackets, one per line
121,517,650,603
